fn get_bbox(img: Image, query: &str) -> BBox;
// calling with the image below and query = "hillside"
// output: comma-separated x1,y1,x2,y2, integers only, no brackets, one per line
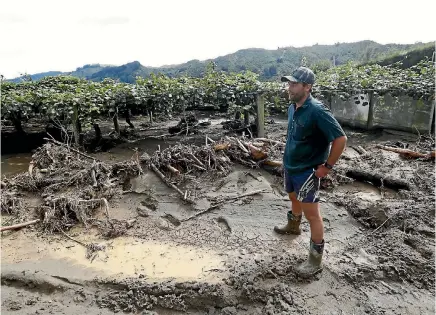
362,42,435,68
8,40,434,83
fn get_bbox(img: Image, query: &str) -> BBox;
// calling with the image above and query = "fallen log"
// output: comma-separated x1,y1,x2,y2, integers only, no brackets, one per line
1,219,40,232
376,145,435,159
345,169,410,190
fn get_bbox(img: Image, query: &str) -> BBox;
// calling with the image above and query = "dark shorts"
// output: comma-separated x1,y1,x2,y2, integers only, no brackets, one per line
284,168,320,203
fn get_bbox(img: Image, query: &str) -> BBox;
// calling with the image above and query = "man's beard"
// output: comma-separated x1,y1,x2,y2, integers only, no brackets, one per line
288,91,304,103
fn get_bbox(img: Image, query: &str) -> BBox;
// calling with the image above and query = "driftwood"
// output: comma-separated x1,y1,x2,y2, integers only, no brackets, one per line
345,169,410,190
254,138,286,146
246,143,268,160
0,219,40,232
352,145,367,155
150,163,193,203
376,145,435,159
263,160,283,167
181,189,266,222
214,143,231,151
166,164,180,175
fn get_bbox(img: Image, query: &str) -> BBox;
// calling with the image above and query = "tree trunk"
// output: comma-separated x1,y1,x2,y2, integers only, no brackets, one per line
125,109,134,128
72,104,80,146
149,110,153,124
244,109,250,126
113,108,120,136
234,111,241,120
12,118,24,133
93,123,102,141
345,169,410,191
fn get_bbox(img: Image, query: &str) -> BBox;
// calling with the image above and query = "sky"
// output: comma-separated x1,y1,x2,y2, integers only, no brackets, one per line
1,0,435,79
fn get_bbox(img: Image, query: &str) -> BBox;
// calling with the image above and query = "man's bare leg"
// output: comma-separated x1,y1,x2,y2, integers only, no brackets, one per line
295,201,324,277
301,202,323,243
289,192,303,216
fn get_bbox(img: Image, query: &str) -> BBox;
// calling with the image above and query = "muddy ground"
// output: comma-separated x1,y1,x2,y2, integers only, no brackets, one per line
1,113,435,315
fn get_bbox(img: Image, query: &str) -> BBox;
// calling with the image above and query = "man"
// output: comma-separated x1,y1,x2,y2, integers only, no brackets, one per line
275,66,347,277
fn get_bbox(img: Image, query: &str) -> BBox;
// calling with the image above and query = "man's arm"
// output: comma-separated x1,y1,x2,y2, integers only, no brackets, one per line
326,135,347,167
314,106,347,178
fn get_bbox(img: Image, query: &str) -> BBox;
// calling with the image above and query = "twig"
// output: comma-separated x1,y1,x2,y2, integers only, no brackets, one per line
44,137,100,162
28,160,34,178
181,189,266,222
60,230,88,247
78,198,110,220
188,153,205,168
0,219,40,232
370,209,403,235
236,138,250,154
191,164,207,171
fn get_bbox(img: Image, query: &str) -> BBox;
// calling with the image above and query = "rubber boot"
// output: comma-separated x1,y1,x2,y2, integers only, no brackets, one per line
273,211,302,235
295,239,324,277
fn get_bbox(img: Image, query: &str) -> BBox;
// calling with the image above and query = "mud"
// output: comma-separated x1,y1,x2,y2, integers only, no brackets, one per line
1,115,435,314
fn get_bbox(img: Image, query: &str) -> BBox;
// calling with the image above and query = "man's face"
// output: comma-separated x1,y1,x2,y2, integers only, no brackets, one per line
287,81,311,102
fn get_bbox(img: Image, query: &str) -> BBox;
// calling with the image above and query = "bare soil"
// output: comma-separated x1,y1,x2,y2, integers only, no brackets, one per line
1,114,435,315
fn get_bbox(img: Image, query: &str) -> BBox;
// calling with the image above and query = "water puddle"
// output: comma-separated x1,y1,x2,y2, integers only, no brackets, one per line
1,232,225,282
1,153,33,177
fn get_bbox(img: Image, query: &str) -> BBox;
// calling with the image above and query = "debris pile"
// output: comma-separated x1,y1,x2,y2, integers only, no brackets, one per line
168,114,211,135
1,138,141,233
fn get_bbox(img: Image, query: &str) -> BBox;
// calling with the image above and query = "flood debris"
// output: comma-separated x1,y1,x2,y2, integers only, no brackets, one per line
168,114,211,135
1,116,435,315
376,144,435,160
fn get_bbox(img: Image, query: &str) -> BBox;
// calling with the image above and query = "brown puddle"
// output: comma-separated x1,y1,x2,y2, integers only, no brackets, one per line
1,153,33,177
1,231,226,282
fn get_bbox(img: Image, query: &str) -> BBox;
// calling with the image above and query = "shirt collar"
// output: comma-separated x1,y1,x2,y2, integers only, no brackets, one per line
292,94,313,109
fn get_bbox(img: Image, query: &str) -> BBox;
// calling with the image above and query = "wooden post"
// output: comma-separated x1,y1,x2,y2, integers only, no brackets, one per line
430,100,435,134
256,94,265,138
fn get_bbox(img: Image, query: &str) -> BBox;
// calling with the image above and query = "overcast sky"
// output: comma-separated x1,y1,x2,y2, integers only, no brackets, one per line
1,0,435,79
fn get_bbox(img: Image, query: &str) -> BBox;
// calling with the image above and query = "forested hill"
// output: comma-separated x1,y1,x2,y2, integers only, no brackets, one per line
9,41,434,83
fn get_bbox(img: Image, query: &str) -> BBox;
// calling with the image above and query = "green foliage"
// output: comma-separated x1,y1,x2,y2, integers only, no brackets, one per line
2,60,434,133
314,58,435,101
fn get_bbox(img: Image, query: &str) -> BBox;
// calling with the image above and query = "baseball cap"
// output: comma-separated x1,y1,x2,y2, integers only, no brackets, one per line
281,66,315,85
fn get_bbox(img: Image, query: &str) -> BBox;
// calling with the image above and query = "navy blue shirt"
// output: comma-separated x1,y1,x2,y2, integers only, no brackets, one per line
284,95,346,174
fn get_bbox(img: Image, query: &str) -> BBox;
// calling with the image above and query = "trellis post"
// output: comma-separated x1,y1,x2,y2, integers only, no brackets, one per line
256,93,265,138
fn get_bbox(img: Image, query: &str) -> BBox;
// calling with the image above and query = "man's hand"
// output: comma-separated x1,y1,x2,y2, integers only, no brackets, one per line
315,164,330,178
315,135,347,178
